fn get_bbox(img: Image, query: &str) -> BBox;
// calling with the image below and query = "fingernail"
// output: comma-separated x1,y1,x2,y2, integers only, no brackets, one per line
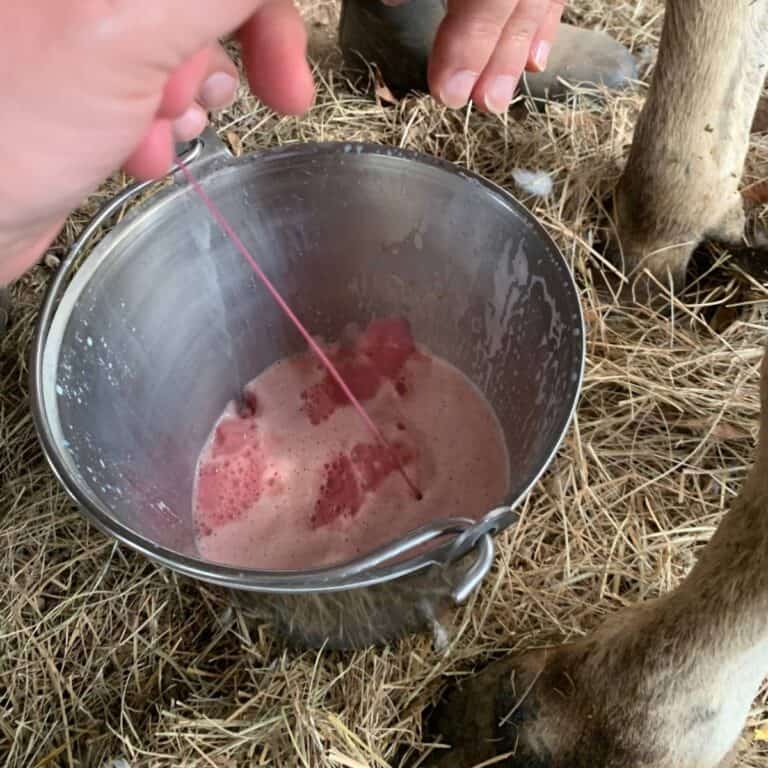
485,75,518,114
172,104,208,142
532,41,551,72
440,70,478,109
199,72,238,110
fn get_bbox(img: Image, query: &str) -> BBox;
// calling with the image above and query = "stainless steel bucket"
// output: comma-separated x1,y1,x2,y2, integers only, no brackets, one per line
30,129,584,649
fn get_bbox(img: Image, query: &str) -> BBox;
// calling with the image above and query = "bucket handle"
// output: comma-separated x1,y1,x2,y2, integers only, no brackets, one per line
451,529,495,603
444,506,518,601
334,515,500,604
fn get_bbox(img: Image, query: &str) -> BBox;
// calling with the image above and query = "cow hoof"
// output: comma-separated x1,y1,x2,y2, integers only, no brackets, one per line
339,0,637,104
422,649,561,767
524,24,638,102
421,617,671,768
339,0,442,95
704,232,768,285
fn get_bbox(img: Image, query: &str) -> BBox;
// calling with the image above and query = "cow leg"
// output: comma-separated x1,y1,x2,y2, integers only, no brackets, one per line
614,0,768,297
424,349,768,768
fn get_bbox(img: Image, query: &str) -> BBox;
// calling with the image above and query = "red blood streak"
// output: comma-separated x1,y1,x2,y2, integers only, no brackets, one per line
300,381,337,425
196,444,265,530
333,355,381,401
311,453,362,528
238,388,259,417
359,317,415,378
300,318,416,424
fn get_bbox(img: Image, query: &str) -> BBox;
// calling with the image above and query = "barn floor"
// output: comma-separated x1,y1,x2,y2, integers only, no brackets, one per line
2,1,768,766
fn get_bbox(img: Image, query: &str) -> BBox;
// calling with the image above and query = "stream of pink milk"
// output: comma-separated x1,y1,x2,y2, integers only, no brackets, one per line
193,318,510,569
176,156,422,501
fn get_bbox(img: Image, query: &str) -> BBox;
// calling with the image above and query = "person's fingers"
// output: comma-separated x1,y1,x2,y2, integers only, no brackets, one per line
172,103,209,142
159,43,239,119
428,0,518,109
158,47,211,119
198,43,240,110
123,118,174,180
238,0,314,115
161,44,239,144
471,0,550,113
527,0,565,72
121,1,312,180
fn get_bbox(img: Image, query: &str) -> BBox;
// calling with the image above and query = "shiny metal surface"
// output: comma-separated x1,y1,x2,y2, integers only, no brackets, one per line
31,129,584,648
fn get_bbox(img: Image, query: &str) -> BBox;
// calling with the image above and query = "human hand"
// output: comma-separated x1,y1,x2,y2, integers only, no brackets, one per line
384,0,565,113
0,0,314,285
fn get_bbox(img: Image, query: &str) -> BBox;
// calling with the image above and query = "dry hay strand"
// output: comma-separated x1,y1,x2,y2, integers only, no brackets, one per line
3,5,768,767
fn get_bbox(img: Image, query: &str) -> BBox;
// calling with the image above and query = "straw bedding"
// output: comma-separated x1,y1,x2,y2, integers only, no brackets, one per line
2,0,768,765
